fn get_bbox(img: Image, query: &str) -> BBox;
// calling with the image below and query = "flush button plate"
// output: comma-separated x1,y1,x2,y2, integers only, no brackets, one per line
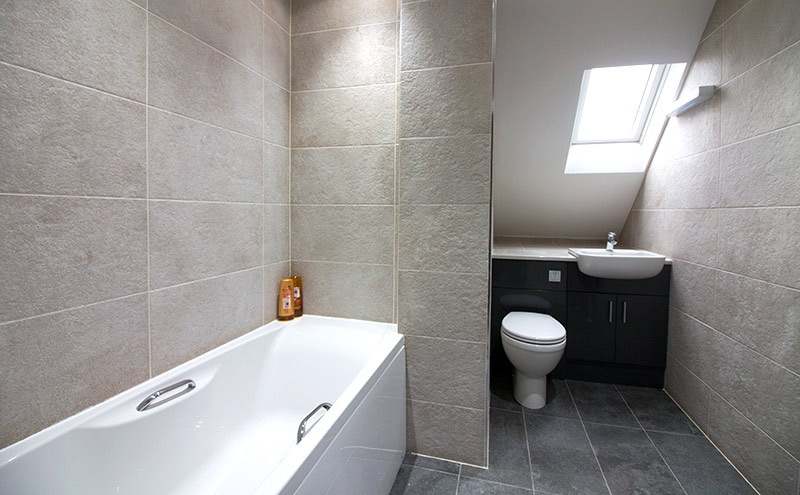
548,270,562,283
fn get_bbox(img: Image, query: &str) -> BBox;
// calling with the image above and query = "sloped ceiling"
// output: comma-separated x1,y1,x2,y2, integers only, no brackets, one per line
493,0,715,238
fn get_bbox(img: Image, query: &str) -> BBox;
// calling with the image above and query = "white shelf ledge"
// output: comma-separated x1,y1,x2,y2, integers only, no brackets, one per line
666,85,715,117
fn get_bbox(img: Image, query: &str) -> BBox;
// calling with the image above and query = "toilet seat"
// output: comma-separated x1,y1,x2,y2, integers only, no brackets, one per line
501,311,566,345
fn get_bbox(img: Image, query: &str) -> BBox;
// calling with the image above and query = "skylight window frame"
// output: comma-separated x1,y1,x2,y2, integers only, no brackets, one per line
570,64,667,145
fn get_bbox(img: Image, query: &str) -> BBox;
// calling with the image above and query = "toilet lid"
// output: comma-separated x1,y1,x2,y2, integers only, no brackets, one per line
501,312,566,344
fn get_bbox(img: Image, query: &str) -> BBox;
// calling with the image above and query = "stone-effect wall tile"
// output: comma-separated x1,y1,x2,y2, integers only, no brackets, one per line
292,146,395,205
701,0,724,40
292,85,396,147
406,400,486,466
629,210,666,254
292,23,396,91
656,96,721,162
668,260,716,325
149,0,263,74
664,150,720,209
405,335,486,409
148,109,262,202
632,161,666,210
707,393,800,495
149,201,262,289
399,204,490,273
401,0,492,70
398,136,491,204
664,356,711,432
721,0,800,83
0,64,146,198
0,0,146,101
291,261,393,322
264,13,290,88
719,124,800,207
712,271,800,373
149,15,263,137
0,197,147,323
0,294,148,448
398,270,488,342
264,204,289,264
292,205,394,264
681,29,723,98
264,80,290,146
666,309,717,384
264,143,290,204
400,64,493,138
264,261,290,323
720,42,800,145
724,0,750,20
264,0,289,32
292,0,397,34
150,269,263,374
717,207,800,288
664,209,718,266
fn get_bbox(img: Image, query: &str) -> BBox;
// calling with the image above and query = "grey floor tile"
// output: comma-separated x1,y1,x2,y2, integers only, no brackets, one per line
567,380,639,428
461,409,532,489
525,379,580,420
616,385,702,436
402,452,461,475
526,415,608,495
490,377,523,412
649,432,755,495
585,423,684,495
457,477,533,495
390,465,459,495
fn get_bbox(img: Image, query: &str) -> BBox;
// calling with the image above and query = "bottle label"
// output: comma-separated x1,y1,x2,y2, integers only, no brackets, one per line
282,296,292,309
294,287,300,299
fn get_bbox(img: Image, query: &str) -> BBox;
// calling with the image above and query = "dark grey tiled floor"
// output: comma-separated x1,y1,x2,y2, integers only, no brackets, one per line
391,379,755,495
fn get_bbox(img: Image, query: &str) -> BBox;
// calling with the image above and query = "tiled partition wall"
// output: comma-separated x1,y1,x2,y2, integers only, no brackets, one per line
290,0,494,466
623,0,800,492
0,0,291,447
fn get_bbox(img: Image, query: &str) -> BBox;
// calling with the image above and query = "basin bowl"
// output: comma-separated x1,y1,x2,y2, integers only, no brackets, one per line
568,248,666,280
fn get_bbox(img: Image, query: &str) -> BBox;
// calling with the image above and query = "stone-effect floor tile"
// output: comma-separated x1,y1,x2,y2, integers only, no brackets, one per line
390,465,458,495
525,379,580,420
585,423,684,495
489,377,522,412
526,415,608,495
649,431,755,495
461,409,532,489
616,385,702,436
402,453,460,475
457,477,532,495
567,380,639,428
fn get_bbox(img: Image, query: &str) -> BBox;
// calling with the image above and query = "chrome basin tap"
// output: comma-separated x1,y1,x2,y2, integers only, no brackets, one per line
606,232,617,252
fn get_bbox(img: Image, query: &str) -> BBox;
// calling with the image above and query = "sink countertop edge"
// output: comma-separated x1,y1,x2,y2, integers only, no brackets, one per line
492,246,672,264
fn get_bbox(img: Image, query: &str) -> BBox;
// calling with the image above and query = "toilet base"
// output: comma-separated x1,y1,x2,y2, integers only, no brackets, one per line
513,372,547,409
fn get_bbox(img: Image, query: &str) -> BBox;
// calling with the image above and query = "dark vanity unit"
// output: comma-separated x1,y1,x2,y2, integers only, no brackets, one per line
491,258,671,388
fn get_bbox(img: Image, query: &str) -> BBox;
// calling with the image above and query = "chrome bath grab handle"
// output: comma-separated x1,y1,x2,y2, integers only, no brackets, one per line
136,379,196,412
297,402,332,443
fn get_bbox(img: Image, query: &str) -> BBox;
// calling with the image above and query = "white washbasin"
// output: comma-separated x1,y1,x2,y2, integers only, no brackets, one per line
568,248,666,280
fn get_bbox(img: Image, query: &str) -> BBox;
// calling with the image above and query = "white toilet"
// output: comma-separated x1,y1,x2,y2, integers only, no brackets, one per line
501,311,567,409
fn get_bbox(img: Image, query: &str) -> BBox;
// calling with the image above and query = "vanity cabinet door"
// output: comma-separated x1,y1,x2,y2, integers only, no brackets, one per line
615,295,668,366
566,292,616,363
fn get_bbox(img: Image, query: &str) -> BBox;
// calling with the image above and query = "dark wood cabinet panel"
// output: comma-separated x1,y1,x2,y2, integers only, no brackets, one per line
566,292,616,362
615,295,669,366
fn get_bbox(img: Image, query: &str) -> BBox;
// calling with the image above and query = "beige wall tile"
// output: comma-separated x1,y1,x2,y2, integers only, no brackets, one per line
292,0,397,34
717,207,800,288
398,204,490,273
406,400,486,466
148,109,262,202
712,271,800,373
264,80,290,146
720,42,800,145
664,209,718,266
150,269,263,374
664,150,720,209
721,0,800,82
149,201,262,289
719,124,800,207
664,356,711,432
264,261,290,323
398,270,488,342
401,0,492,70
0,0,146,101
668,260,716,325
291,261,393,322
264,13,290,89
0,64,146,198
292,146,395,204
701,0,724,40
666,309,717,384
149,15,263,137
0,294,148,448
629,210,666,255
292,85,396,147
656,96,721,162
291,205,394,264
149,0,263,74
264,0,290,32
708,393,800,495
400,64,493,138
264,204,289,265
292,23,396,91
0,197,147,323
264,143,290,205
632,161,666,210
398,136,491,204
680,30,723,99
723,0,751,20
405,335,486,409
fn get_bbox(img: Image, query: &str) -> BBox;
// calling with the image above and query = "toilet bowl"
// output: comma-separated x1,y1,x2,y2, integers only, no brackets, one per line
501,311,566,409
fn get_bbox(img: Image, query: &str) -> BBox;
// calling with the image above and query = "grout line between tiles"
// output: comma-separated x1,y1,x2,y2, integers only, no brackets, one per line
145,1,152,378
521,404,536,493
400,61,493,74
292,19,398,37
291,81,396,94
565,381,613,495
455,463,462,495
0,291,150,328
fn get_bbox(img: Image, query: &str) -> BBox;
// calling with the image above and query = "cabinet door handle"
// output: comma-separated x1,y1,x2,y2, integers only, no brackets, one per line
623,301,627,324
608,300,613,323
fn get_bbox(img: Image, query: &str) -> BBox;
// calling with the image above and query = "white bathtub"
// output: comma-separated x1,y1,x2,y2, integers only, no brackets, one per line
0,315,406,494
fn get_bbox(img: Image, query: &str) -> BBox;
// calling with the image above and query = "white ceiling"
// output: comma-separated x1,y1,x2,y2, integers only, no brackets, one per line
492,0,716,238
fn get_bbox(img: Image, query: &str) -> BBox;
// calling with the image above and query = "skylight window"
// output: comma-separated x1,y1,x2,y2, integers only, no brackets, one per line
572,64,665,144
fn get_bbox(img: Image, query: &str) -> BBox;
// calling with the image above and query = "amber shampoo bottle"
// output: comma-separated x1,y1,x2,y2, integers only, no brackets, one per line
292,275,303,317
278,278,295,320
